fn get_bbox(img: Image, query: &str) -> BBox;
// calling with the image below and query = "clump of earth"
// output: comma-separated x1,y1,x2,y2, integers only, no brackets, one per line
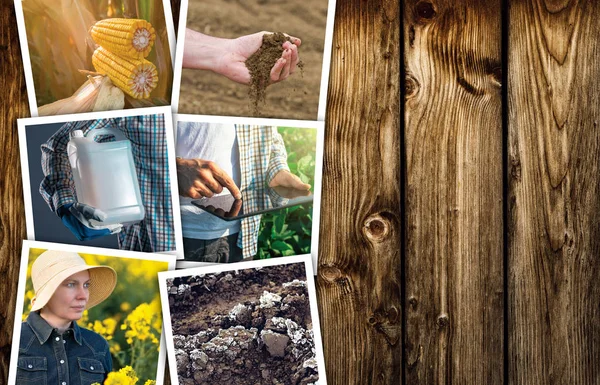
245,32,303,116
167,263,319,385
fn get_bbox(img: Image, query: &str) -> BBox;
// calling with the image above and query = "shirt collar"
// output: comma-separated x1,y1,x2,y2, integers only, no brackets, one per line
27,311,82,345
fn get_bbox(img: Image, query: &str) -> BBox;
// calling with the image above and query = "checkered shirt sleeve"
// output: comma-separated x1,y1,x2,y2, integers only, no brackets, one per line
235,125,289,259
39,115,175,252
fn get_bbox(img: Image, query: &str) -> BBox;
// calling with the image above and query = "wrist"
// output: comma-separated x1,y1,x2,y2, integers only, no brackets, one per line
183,29,231,74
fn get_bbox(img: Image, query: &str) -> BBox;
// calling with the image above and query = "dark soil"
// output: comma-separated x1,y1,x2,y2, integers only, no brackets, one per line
246,33,293,116
167,263,319,385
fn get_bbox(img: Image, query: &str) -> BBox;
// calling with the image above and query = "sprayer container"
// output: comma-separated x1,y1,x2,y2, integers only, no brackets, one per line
67,128,145,226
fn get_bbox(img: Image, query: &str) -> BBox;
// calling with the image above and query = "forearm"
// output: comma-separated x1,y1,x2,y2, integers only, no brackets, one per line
40,122,79,213
266,128,290,183
182,29,230,73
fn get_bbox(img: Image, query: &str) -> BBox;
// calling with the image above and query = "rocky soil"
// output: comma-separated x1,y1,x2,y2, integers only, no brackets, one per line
167,263,319,385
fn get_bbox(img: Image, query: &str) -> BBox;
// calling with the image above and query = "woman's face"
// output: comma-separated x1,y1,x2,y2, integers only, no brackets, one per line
43,270,91,324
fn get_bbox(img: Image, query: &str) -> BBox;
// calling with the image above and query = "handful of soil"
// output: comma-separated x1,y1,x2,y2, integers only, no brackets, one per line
245,32,298,115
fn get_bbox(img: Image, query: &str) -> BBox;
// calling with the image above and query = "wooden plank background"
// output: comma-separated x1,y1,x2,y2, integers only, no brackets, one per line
403,0,503,384
507,0,600,384
0,0,599,384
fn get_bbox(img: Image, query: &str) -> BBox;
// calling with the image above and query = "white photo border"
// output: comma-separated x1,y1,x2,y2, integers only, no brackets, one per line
174,113,324,270
13,0,177,117
158,254,327,385
8,240,177,385
17,106,185,259
169,0,337,121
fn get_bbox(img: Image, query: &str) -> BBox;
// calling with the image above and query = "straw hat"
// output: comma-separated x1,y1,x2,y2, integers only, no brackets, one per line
30,250,117,312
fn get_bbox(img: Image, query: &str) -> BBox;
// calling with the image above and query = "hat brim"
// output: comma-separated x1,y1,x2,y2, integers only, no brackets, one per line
31,265,117,312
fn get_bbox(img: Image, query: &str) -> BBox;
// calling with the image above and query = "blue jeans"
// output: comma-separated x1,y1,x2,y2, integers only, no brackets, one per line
183,233,243,263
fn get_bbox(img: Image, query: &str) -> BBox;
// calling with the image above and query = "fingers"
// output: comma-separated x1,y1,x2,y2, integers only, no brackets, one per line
288,173,311,190
73,202,108,222
179,159,241,199
190,180,214,198
226,198,243,218
272,170,311,190
269,37,300,83
280,49,292,79
271,49,292,82
211,170,241,199
284,35,301,47
287,43,299,73
270,57,287,82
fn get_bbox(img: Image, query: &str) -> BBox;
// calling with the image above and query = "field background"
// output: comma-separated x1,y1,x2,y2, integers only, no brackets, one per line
256,127,317,259
22,0,173,109
178,0,328,119
22,249,168,384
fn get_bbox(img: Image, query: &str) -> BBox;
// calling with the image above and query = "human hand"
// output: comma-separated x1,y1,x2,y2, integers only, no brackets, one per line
269,170,311,191
220,31,301,84
176,158,242,199
269,185,312,199
58,203,123,241
183,29,301,85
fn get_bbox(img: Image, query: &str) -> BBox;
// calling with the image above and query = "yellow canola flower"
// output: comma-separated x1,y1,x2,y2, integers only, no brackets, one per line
109,342,121,355
88,317,118,341
121,302,161,345
104,366,139,385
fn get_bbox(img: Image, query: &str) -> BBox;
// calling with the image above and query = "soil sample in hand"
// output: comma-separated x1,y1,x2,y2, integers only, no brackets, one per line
245,32,291,116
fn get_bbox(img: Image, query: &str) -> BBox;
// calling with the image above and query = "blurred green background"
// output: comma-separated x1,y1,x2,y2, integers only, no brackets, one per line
23,248,168,384
255,127,317,259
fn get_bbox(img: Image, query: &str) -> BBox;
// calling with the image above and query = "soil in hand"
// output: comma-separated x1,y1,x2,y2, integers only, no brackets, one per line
246,32,299,116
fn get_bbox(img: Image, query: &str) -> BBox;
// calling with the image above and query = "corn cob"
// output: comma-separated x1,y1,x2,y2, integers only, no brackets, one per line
92,46,158,99
91,18,156,59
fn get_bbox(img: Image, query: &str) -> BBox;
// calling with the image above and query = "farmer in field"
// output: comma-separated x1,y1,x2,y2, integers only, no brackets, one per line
176,122,310,262
182,29,301,84
18,250,116,384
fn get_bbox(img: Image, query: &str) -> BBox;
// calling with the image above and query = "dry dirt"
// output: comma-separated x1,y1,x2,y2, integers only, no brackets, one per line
178,0,329,120
167,263,319,384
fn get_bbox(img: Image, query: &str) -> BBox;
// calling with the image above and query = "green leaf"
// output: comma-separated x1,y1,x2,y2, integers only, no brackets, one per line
297,154,313,172
273,214,286,234
298,171,309,184
271,241,294,252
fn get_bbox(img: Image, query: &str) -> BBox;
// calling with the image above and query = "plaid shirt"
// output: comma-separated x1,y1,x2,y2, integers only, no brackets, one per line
39,115,175,252
236,125,289,259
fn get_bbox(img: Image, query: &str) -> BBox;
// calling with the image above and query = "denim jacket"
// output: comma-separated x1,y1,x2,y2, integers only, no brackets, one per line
18,311,112,385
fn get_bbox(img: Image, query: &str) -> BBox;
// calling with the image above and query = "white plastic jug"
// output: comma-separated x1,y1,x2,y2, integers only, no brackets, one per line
67,127,145,226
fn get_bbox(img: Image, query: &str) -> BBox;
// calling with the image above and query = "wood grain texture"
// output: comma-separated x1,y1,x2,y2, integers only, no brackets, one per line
403,0,503,384
1,0,600,384
315,0,402,383
508,0,600,384
0,0,29,381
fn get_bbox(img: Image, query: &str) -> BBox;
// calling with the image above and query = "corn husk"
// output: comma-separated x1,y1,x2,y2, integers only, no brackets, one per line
37,75,124,116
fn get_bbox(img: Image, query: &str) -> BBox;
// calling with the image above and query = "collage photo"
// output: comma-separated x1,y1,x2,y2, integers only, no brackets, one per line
9,0,335,383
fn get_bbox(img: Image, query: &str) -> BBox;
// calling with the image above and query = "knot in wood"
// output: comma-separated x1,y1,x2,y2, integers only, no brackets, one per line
490,66,502,87
405,74,419,98
367,315,379,326
319,265,342,283
415,1,436,22
363,214,391,242
436,313,450,329
388,306,400,322
408,296,418,309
